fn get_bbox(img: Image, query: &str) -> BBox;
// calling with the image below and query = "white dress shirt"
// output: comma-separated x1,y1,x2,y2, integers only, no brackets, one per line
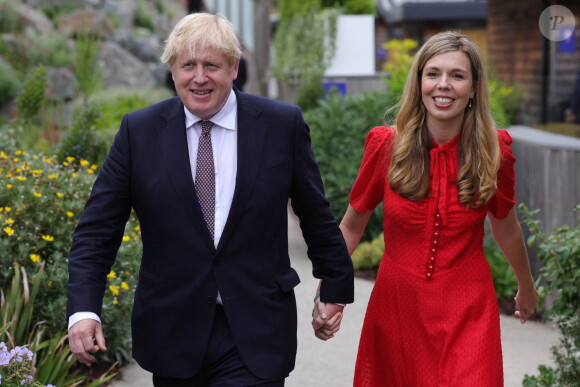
68,90,238,329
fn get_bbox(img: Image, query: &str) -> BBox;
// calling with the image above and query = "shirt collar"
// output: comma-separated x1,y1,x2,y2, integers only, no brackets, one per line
184,89,237,131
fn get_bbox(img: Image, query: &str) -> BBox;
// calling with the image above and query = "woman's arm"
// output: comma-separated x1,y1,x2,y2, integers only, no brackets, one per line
488,206,539,323
313,205,374,340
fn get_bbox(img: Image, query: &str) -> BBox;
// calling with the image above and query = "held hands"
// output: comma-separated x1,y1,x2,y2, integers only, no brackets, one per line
514,285,540,324
68,319,107,366
311,294,344,341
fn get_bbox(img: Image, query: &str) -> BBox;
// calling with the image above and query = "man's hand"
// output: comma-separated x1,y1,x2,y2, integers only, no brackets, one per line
312,297,344,341
68,319,107,366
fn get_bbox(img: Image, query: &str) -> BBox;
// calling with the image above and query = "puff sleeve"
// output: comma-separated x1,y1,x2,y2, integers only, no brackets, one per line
349,126,393,213
488,129,516,219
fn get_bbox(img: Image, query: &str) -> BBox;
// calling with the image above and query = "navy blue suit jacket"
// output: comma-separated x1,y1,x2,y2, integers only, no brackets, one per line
66,90,354,379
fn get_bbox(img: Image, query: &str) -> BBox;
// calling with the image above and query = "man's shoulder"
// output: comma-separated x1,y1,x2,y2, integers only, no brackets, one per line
237,92,300,117
127,96,182,119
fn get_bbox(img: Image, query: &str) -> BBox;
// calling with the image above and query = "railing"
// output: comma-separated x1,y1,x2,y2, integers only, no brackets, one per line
509,125,580,276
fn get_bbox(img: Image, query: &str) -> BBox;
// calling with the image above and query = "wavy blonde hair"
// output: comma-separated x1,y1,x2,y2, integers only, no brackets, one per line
387,31,500,208
160,13,242,70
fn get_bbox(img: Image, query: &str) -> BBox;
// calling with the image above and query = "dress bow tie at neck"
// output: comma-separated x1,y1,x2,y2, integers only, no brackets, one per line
429,137,459,226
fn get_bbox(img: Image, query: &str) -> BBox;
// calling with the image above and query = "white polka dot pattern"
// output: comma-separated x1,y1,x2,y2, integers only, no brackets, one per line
195,120,215,240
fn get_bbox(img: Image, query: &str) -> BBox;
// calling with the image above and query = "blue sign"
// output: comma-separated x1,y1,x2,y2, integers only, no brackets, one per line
323,82,347,98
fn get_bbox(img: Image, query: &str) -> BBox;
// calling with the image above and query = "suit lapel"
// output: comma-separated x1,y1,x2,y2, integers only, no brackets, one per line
217,93,267,253
156,98,215,251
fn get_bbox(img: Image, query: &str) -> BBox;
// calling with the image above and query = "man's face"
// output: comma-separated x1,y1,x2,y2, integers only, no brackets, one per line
172,46,239,120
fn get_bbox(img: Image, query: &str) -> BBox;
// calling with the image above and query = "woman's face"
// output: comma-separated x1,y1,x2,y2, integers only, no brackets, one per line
421,50,475,133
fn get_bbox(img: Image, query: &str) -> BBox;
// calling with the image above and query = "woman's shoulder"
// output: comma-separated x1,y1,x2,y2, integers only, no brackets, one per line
366,126,395,147
496,129,513,146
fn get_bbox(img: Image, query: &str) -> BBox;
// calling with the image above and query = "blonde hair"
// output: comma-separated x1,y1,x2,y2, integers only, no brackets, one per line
387,31,500,208
160,13,242,69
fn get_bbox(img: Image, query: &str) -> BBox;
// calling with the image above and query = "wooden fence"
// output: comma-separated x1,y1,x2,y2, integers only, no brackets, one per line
509,125,580,276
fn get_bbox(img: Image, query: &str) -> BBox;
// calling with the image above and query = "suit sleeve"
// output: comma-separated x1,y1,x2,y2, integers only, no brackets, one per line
288,107,354,304
66,115,133,319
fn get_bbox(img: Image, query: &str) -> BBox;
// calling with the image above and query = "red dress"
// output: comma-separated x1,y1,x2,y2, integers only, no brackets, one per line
350,127,515,387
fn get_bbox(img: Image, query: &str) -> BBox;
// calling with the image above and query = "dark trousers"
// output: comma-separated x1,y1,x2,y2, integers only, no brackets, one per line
153,305,285,387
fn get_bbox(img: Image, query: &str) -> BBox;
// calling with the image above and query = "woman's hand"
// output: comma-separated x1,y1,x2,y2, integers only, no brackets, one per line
312,295,344,341
514,285,540,324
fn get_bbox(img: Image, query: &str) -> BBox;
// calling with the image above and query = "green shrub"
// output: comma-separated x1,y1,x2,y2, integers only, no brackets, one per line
0,60,19,107
14,66,47,122
382,38,417,117
305,90,388,241
134,0,155,32
56,102,102,165
343,0,375,15
0,147,142,367
271,3,339,105
520,203,580,386
351,232,384,270
74,33,101,101
0,1,22,33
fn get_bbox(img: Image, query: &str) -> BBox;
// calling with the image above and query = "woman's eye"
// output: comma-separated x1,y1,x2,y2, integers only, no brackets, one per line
427,72,437,78
453,74,464,79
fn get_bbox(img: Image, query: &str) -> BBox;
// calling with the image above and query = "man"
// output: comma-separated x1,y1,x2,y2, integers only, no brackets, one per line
67,13,354,386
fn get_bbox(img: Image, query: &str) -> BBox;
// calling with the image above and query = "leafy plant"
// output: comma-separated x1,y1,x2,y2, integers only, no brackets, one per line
271,1,339,104
305,90,388,241
520,203,580,386
14,66,47,122
56,102,102,165
0,148,142,367
351,232,384,270
74,33,101,102
382,38,417,118
343,0,375,15
134,0,155,32
0,60,19,107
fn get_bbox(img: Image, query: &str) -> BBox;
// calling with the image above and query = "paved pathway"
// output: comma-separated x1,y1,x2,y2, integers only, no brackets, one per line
111,211,559,386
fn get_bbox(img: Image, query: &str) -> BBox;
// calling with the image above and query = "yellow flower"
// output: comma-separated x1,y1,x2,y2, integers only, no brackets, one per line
66,211,74,218
0,151,7,159
121,282,129,290
122,236,130,242
5,218,14,224
33,192,42,198
80,159,89,167
15,150,22,155
56,192,64,198
109,285,120,296
113,299,118,304
134,225,141,231
63,162,69,166
72,173,78,177
4,227,15,236
107,270,117,279
13,157,18,162
48,173,57,180
66,157,75,163
4,207,11,212
41,235,54,242
47,281,52,287
16,176,26,181
91,164,98,170
30,254,41,263
6,184,12,189
5,172,12,178
87,169,94,174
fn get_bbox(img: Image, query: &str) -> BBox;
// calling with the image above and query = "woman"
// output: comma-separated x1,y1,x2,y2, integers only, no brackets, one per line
314,32,539,385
